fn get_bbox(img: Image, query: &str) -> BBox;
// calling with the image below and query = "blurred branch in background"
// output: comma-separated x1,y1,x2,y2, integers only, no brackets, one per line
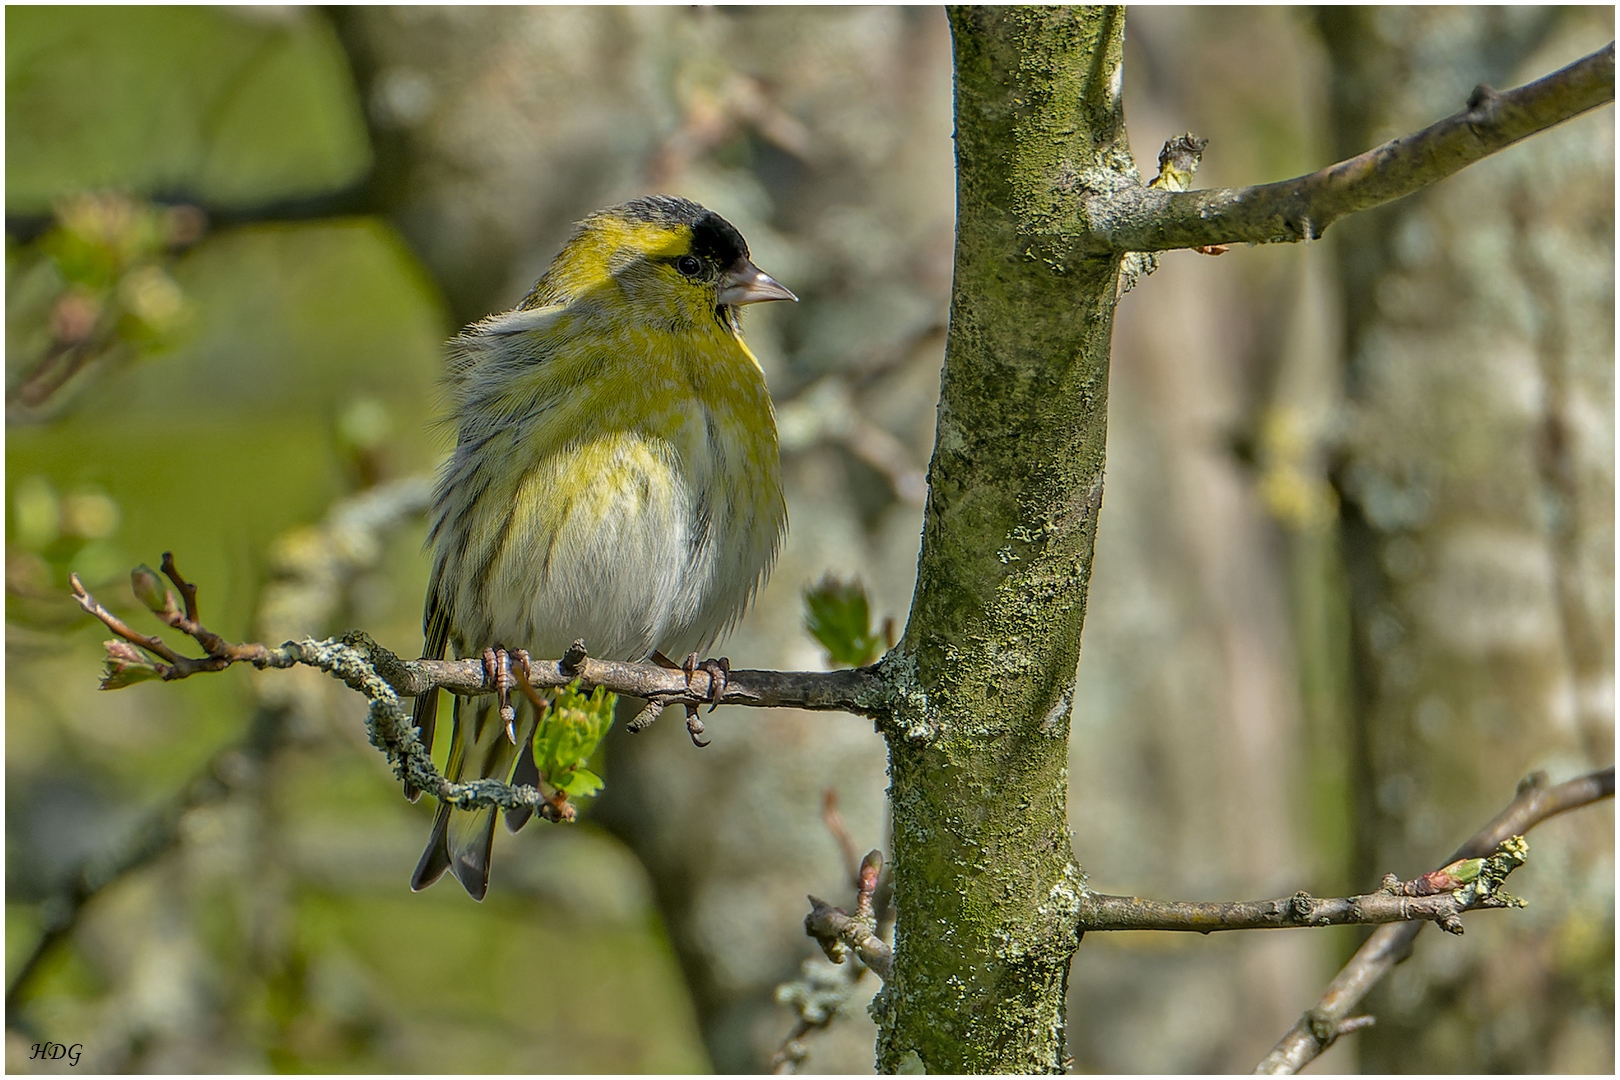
7,195,206,420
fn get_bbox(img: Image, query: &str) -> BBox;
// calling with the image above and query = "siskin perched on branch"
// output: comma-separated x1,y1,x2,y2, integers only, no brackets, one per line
412,195,794,899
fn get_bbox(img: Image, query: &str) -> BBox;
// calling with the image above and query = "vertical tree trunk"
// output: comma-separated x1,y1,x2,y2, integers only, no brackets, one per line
1318,8,1615,1071
875,8,1133,1071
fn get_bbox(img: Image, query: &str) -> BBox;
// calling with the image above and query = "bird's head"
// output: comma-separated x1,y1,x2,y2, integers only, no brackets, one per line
523,195,796,330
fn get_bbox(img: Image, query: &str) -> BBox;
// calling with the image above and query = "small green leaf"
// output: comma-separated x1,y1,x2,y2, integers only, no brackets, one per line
531,681,615,798
553,767,604,798
803,574,885,668
101,659,162,689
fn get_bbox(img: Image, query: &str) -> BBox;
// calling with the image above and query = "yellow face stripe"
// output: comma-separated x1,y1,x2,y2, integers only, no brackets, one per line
535,218,691,303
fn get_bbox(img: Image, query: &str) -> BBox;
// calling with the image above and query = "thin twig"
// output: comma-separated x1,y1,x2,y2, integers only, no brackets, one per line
805,850,892,980
1253,767,1615,1074
1088,42,1614,252
1078,836,1531,935
9,478,434,1020
775,849,892,1073
822,788,863,889
73,572,280,680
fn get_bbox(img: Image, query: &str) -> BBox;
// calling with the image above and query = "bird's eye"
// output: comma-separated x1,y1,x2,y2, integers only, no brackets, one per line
676,255,703,278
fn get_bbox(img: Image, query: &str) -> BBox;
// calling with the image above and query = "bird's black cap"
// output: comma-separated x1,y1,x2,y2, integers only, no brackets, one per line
620,194,749,267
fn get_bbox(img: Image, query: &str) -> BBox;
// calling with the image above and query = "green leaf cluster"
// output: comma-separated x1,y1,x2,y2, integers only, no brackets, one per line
534,682,616,798
803,574,886,668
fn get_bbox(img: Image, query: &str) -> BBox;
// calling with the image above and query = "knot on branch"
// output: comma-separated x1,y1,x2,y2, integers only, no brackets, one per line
560,638,588,676
1466,82,1500,112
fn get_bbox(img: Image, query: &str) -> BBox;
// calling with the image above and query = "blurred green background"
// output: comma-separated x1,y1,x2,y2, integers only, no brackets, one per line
6,6,1612,1074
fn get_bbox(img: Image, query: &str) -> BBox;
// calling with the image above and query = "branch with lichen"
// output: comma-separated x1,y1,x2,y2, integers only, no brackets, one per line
1079,835,1530,935
1089,41,1613,253
1254,767,1615,1075
77,562,889,712
72,560,892,824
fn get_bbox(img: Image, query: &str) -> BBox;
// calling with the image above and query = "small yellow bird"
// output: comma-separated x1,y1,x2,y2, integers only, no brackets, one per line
411,195,793,899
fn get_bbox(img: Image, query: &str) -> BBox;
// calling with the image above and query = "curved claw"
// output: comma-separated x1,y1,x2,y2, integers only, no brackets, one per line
675,653,728,744
704,657,730,712
685,707,710,748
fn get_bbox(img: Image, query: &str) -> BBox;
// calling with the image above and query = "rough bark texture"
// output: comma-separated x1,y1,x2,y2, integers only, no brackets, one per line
1318,8,1615,1072
871,9,1132,1072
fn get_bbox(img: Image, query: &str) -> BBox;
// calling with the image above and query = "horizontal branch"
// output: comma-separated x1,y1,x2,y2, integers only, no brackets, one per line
1089,41,1614,252
1078,836,1529,935
402,650,888,716
1255,766,1615,1074
74,569,890,718
72,559,893,827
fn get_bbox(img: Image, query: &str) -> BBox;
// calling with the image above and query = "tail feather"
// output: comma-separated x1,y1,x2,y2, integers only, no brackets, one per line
412,692,541,901
409,597,451,802
448,805,500,901
504,739,541,833
411,802,454,891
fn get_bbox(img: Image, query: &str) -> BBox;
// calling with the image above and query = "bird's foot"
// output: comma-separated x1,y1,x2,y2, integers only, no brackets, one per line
682,652,731,711
646,651,728,745
484,646,518,743
680,653,729,747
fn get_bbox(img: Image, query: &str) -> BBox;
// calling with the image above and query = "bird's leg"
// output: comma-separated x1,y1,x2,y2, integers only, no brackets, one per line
678,652,730,747
484,646,518,743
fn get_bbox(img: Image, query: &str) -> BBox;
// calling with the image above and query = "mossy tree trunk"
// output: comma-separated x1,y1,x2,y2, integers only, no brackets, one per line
873,8,1135,1071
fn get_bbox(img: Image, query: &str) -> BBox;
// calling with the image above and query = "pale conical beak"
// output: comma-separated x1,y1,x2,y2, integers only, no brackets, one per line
718,257,798,306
